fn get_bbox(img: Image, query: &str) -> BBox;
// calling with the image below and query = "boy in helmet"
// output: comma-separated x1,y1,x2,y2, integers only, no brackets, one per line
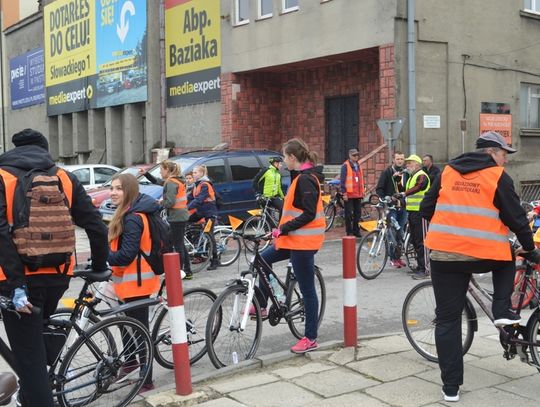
252,156,285,213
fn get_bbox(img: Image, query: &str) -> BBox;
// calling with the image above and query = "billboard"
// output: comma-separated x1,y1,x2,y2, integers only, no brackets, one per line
165,0,221,107
10,48,45,109
44,0,147,116
480,102,512,145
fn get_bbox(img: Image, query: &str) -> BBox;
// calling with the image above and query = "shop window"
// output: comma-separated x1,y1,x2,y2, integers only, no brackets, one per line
258,0,273,19
520,83,540,128
524,0,540,13
234,0,250,25
282,0,299,13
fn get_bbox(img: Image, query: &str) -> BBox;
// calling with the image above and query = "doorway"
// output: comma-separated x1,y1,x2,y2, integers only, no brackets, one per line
325,95,359,164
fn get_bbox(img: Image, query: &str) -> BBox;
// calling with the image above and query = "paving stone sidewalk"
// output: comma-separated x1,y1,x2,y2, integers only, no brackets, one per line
140,327,540,407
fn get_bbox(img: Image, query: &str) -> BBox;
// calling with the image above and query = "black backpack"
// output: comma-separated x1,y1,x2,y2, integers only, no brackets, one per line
136,211,171,278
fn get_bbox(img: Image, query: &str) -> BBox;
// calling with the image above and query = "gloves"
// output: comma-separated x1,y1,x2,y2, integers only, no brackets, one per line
12,286,31,311
271,228,282,239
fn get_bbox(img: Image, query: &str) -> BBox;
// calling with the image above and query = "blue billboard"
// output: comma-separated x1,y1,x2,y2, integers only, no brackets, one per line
10,48,45,110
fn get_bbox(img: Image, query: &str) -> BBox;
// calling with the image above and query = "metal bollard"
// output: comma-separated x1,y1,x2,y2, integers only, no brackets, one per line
342,236,358,347
163,252,192,395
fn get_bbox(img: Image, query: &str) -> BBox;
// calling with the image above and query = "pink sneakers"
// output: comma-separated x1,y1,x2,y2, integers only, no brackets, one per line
248,304,268,318
290,337,318,354
390,260,402,268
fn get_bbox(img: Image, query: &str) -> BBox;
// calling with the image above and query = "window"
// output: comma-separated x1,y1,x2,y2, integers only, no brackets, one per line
94,167,117,184
73,168,90,185
524,0,540,13
234,0,250,25
204,158,227,184
282,0,299,13
258,0,273,19
520,83,540,128
229,155,261,181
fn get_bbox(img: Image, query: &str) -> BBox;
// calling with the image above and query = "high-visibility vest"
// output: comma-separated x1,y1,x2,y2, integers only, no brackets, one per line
343,160,364,196
405,169,430,211
166,178,187,209
260,167,283,198
424,166,512,261
110,213,160,301
276,174,325,250
0,167,75,281
193,181,215,202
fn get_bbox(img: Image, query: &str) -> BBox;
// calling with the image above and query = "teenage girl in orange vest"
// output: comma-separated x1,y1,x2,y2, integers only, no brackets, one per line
108,173,160,393
255,138,326,354
159,160,192,279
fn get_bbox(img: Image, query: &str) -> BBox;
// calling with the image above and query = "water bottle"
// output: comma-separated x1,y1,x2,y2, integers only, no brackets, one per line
390,216,401,231
269,274,285,302
232,351,239,364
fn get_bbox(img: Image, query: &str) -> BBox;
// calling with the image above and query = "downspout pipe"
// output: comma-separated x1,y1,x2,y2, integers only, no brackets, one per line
407,0,416,154
159,0,167,149
0,2,6,153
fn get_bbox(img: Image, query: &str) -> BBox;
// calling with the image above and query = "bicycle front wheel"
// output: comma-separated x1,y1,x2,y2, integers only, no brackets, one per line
323,203,336,231
205,285,262,368
356,230,388,279
243,216,271,253
57,316,153,407
402,281,475,363
286,266,326,339
152,288,217,369
213,229,241,266
526,310,540,372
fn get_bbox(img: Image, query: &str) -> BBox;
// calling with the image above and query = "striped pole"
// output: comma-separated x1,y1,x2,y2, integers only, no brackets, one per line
343,236,357,347
163,252,192,395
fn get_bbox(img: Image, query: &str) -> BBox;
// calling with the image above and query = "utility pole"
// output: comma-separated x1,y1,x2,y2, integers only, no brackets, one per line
159,0,167,149
0,0,6,153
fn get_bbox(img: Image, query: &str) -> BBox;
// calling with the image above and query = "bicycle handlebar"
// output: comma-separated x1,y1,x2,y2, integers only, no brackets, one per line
0,295,41,315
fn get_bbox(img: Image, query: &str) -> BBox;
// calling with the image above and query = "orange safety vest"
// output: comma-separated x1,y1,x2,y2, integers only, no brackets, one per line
343,160,364,196
424,166,512,261
110,213,160,301
193,181,215,202
166,178,187,209
276,174,325,250
0,168,75,281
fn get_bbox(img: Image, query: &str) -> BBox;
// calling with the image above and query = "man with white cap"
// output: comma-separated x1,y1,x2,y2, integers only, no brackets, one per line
395,154,430,279
420,131,536,402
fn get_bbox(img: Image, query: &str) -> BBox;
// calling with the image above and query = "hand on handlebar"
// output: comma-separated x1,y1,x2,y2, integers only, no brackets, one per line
516,247,540,264
271,228,281,239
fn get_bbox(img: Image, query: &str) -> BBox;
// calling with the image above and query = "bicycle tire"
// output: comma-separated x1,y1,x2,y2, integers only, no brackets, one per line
324,203,336,231
285,266,326,339
404,234,418,271
152,287,217,369
243,216,272,253
57,316,153,407
526,309,540,372
186,230,214,273
213,229,241,266
511,265,535,310
205,284,262,369
402,281,475,363
356,230,388,279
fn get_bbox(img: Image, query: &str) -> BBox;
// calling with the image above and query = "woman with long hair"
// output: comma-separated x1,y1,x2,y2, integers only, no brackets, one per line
108,173,160,393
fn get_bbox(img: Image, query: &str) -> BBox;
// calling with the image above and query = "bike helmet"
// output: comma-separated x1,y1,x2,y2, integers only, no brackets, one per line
269,156,283,164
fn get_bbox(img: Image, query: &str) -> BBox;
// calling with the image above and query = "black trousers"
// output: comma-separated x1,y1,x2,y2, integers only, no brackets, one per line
408,211,426,272
1,283,68,407
344,198,362,235
169,221,191,273
431,261,515,389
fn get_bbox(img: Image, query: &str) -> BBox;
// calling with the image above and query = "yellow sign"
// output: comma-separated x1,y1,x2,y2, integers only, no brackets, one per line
165,0,221,77
44,0,97,87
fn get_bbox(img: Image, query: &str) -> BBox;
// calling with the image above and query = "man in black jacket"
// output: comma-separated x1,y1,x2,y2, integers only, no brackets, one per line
422,154,441,184
0,129,109,407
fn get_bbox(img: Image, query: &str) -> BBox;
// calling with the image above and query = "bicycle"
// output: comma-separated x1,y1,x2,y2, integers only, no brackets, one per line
204,234,326,368
242,196,281,252
0,268,154,407
402,251,540,369
356,196,405,279
212,217,243,267
185,219,215,273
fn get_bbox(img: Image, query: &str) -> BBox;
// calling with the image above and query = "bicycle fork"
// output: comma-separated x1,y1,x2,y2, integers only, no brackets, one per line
230,278,256,332
370,229,386,257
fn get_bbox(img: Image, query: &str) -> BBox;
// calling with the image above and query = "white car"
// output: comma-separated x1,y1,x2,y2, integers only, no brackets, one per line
60,164,120,190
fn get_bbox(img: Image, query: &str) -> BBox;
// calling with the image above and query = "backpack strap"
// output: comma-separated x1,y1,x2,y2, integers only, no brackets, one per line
134,212,150,287
0,169,17,226
56,168,73,207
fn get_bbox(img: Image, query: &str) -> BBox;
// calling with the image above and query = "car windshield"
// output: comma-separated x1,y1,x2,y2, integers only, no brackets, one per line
140,157,199,184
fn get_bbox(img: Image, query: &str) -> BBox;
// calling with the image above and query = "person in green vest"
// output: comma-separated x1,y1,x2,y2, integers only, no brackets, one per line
394,154,430,280
252,156,285,213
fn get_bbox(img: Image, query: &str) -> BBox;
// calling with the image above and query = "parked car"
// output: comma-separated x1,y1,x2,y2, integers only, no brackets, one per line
60,164,120,191
86,164,154,207
99,149,290,222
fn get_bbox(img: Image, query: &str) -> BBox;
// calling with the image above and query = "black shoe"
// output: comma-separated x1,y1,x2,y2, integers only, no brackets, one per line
353,232,362,238
207,260,219,271
412,270,430,280
494,310,521,327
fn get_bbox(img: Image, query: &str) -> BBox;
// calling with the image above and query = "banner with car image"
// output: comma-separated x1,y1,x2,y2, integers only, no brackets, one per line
165,0,221,107
44,0,147,115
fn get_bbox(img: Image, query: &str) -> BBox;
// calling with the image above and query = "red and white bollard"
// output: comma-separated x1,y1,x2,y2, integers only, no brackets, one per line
163,252,192,395
342,236,358,347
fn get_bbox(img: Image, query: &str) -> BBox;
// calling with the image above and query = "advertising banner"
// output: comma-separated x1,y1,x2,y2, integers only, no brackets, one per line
44,0,147,116
480,102,512,145
165,0,221,107
10,48,45,110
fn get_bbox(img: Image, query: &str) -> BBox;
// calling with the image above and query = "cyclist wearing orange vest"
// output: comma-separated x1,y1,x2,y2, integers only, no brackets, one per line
420,131,536,402
108,173,160,393
255,138,325,354
0,129,108,407
339,148,365,237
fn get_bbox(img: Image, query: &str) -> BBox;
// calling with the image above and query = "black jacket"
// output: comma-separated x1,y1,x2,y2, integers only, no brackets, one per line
0,145,109,289
420,152,534,251
108,193,160,266
280,166,324,235
376,165,407,198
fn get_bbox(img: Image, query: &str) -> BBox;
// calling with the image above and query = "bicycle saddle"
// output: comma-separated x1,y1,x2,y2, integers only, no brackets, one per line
72,268,112,282
0,372,17,406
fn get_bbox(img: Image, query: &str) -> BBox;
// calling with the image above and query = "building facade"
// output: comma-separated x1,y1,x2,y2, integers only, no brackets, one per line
2,0,540,192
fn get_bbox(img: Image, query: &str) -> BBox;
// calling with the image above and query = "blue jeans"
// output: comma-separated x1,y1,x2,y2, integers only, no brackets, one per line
260,245,319,340
388,208,407,260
